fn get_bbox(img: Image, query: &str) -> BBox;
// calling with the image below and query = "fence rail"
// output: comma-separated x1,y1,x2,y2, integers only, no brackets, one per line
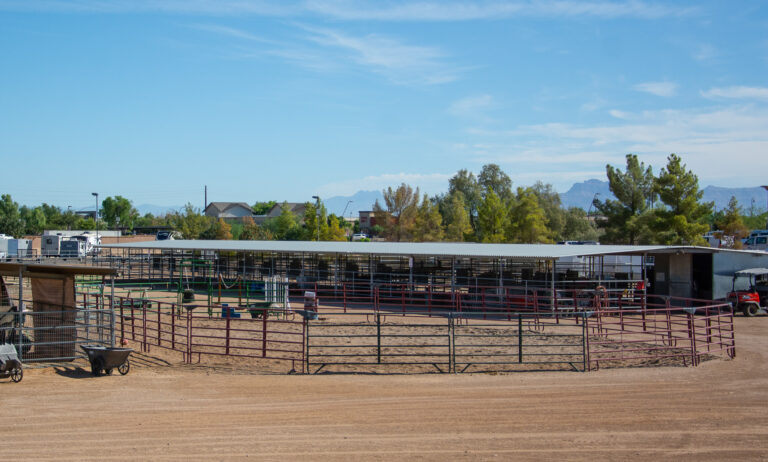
100,291,735,374
0,293,113,363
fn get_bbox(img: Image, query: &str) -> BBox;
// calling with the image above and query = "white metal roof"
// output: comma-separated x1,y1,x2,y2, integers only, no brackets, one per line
734,268,768,276
97,240,758,259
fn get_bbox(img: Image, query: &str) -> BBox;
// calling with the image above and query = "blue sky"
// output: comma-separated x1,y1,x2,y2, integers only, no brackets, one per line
1,1,767,210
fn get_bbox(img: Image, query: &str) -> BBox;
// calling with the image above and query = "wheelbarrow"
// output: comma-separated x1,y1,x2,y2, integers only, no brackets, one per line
81,344,133,377
0,343,22,383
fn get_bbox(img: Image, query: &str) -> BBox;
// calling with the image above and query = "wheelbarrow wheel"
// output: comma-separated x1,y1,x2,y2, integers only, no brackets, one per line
118,359,130,376
91,357,104,377
104,368,113,375
10,367,22,383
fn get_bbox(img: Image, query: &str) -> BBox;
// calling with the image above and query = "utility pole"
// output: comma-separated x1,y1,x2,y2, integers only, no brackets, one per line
312,196,320,241
92,192,99,253
762,186,768,228
204,185,208,211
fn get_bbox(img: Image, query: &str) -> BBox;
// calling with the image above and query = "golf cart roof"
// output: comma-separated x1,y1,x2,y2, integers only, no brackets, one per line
734,268,768,277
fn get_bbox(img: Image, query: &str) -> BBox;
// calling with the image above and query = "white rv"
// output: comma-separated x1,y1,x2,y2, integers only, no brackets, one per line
0,234,11,259
41,234,65,256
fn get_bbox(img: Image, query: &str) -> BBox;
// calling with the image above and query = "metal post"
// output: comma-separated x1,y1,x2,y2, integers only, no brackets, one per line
17,267,23,359
518,314,523,364
110,277,115,347
225,308,231,356
376,313,381,364
262,308,268,357
687,310,697,366
448,315,454,373
582,313,590,372
186,308,192,364
369,256,374,302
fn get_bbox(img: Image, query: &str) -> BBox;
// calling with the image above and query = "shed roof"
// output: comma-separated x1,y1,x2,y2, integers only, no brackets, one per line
97,240,760,260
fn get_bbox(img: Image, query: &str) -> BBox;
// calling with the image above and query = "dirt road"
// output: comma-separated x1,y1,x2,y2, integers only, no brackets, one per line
1,316,766,461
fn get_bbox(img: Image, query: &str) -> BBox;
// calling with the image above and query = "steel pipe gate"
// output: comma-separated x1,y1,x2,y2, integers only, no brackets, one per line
305,313,588,374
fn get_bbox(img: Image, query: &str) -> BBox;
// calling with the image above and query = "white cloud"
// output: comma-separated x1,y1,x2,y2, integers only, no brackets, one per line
693,43,717,62
318,172,453,197
455,104,768,189
608,109,631,119
448,95,494,118
302,26,462,84
0,0,696,20
188,24,272,43
633,81,678,97
701,86,768,102
189,22,462,84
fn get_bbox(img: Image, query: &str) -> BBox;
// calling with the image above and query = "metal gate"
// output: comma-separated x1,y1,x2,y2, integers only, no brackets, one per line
453,314,587,372
306,313,587,374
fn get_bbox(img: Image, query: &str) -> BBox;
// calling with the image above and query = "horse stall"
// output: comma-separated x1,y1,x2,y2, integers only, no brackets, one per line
0,262,117,363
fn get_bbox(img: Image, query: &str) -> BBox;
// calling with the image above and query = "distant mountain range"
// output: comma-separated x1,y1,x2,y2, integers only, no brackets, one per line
560,180,767,212
134,182,767,218
323,190,384,217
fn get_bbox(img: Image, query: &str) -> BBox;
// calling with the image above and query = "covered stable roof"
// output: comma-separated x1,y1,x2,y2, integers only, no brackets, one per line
98,240,764,260
0,262,117,278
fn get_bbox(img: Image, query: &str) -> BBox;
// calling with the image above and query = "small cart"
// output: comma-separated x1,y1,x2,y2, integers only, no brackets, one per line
81,344,133,377
0,343,22,383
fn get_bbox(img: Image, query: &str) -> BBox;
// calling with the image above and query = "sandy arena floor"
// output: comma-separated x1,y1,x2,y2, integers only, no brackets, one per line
0,315,766,461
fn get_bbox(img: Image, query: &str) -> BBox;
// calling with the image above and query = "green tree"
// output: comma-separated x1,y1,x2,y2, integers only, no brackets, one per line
713,197,749,248
448,169,482,231
413,194,444,242
20,206,47,235
530,182,566,241
743,212,768,230
561,207,600,242
170,204,212,239
303,201,328,241
325,215,348,241
101,195,138,230
240,216,275,240
506,187,552,243
477,190,506,243
213,218,233,240
478,163,513,201
441,192,472,241
374,183,420,241
653,154,712,245
74,216,96,231
252,201,276,215
62,207,78,230
594,154,655,244
264,202,299,239
40,203,65,229
0,194,24,237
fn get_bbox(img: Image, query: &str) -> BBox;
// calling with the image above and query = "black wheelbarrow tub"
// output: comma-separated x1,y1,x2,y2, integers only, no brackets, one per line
81,344,133,376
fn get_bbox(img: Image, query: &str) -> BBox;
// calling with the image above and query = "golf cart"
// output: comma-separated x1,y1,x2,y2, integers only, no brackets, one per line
727,268,768,317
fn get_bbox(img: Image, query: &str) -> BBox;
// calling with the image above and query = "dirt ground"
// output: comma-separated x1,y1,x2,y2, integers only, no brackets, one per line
1,316,766,461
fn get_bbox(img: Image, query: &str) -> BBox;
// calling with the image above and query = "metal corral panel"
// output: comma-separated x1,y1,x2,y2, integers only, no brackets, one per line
713,252,768,299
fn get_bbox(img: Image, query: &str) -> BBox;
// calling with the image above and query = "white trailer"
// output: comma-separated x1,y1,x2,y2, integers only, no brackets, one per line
7,239,33,258
41,235,66,256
